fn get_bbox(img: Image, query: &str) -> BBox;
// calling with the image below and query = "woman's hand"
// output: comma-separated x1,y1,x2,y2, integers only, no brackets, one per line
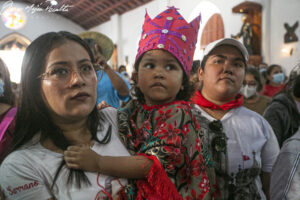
64,143,101,172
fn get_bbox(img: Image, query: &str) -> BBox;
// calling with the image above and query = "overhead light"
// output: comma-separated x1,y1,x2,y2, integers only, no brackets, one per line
47,0,58,6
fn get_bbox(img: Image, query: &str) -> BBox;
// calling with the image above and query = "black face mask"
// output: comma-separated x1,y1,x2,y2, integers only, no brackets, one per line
293,75,300,98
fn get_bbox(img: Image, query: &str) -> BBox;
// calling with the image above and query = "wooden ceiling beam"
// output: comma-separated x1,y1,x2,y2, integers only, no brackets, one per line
79,0,131,23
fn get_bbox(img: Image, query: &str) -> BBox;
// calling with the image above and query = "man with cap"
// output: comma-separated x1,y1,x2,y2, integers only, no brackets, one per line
79,31,130,108
191,38,279,199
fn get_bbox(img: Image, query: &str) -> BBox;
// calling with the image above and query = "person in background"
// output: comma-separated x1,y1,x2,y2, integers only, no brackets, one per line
64,7,217,199
79,32,131,108
190,60,202,91
0,31,130,200
259,62,268,73
262,64,285,97
0,58,16,164
118,65,131,84
241,67,270,115
263,64,300,147
10,82,19,106
270,126,300,200
191,38,279,199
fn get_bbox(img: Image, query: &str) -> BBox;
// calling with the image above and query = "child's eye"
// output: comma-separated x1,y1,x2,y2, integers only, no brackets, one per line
165,65,175,70
144,63,154,69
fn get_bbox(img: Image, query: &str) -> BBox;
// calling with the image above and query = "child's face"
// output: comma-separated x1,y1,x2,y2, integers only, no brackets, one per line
136,50,184,106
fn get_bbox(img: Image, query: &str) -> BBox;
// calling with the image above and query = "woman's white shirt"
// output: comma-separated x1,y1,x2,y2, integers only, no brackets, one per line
0,107,130,200
195,105,280,199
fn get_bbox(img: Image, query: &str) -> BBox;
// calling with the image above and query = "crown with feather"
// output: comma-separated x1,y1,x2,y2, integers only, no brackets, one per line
135,6,201,76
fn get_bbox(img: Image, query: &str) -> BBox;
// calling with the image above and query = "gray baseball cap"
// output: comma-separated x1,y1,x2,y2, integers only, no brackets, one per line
200,38,249,67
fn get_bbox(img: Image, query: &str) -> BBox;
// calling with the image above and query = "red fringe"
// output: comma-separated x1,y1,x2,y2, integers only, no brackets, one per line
136,154,183,200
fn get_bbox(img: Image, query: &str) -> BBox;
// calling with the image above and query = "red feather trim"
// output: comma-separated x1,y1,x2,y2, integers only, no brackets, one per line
136,153,183,200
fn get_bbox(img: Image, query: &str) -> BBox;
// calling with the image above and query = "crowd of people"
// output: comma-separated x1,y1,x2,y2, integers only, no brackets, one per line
0,6,300,200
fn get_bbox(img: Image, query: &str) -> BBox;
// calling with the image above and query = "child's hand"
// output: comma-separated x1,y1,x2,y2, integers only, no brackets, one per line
64,144,101,172
97,100,109,110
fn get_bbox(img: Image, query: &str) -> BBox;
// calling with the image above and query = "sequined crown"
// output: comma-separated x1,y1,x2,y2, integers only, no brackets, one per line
135,7,201,76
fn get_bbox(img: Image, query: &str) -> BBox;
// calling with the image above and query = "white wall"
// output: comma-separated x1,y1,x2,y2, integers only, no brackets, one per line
269,0,300,74
0,1,84,41
90,0,300,76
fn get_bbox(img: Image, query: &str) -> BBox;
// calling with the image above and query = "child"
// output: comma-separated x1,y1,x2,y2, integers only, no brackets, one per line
64,7,217,199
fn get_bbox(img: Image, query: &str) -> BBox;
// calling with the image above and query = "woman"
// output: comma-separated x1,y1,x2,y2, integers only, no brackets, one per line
191,38,279,199
262,64,285,97
0,58,16,164
264,63,300,147
0,31,130,200
241,67,270,115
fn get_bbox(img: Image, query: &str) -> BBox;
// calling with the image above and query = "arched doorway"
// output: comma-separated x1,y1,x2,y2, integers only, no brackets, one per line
200,13,224,49
0,33,30,83
188,1,224,60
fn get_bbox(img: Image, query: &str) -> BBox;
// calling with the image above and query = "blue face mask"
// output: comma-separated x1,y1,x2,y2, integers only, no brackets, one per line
272,73,285,84
259,68,266,73
0,79,4,96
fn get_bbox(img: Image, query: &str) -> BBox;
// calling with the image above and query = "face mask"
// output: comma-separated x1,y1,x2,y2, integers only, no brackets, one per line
240,85,257,99
0,79,4,96
259,68,266,73
272,73,285,84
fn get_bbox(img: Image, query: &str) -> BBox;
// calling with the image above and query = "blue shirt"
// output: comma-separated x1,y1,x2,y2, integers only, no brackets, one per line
96,70,130,108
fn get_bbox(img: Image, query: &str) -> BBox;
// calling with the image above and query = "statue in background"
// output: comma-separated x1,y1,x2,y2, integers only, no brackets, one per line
231,16,257,55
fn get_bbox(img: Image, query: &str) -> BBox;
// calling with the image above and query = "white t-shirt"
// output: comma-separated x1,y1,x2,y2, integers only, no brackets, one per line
195,105,280,199
0,107,130,200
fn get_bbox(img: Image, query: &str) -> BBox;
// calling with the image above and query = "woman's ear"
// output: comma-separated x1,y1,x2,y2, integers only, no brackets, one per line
198,67,204,81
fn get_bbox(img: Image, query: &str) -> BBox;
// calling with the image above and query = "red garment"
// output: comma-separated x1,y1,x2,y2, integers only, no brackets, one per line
262,84,284,97
191,90,243,110
0,108,16,164
136,154,182,200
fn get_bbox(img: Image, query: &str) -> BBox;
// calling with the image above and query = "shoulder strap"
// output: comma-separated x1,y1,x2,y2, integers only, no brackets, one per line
0,107,17,142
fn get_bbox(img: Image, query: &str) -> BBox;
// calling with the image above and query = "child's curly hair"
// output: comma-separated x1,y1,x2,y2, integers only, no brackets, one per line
133,55,195,104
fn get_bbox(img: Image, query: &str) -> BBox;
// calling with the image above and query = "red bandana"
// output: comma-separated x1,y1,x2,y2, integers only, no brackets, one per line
191,90,243,110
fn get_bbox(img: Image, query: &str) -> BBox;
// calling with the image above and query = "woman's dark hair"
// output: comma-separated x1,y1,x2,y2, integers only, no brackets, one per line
266,64,282,85
0,58,15,105
133,53,195,104
9,31,109,189
245,67,263,92
191,60,200,75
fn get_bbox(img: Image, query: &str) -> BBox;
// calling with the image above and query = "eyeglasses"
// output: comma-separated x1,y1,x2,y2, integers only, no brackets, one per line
37,63,99,83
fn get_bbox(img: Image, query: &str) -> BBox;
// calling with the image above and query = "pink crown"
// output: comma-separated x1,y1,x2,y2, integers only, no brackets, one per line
135,7,201,76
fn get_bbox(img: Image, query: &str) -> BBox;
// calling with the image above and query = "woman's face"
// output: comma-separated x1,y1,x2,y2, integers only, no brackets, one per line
243,73,258,90
268,66,283,82
199,45,246,101
41,41,97,122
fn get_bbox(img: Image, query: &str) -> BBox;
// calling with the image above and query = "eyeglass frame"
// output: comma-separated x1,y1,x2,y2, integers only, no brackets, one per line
36,63,102,82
